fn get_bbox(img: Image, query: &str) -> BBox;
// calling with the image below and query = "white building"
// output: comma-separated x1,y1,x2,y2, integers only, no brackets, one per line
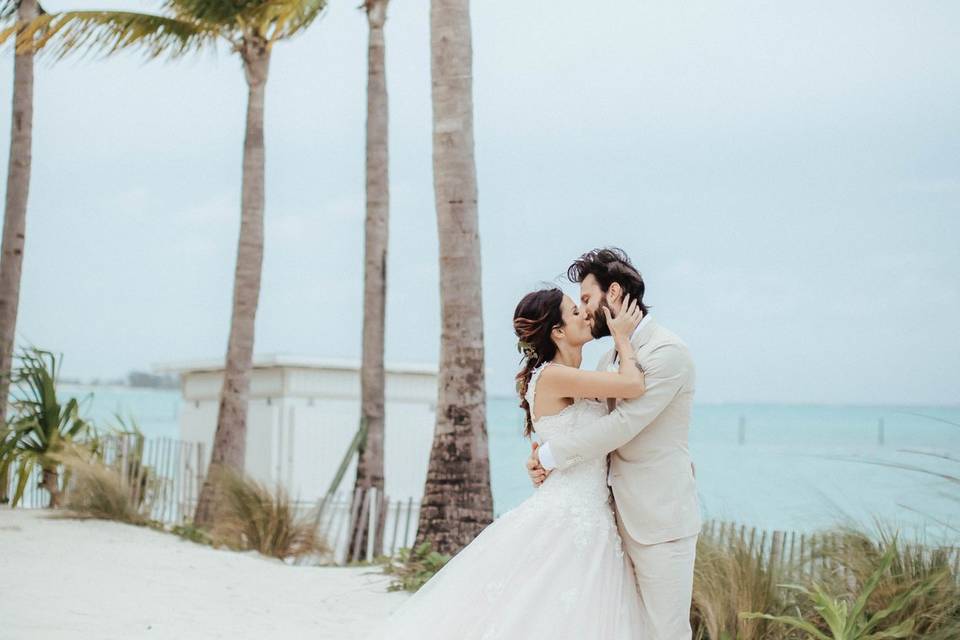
155,354,438,503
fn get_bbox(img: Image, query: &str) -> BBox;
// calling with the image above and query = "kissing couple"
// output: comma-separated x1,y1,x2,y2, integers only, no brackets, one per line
382,248,702,640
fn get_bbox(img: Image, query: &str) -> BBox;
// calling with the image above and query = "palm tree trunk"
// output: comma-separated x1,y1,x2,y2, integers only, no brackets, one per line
194,38,271,528
415,0,493,556
0,0,38,505
350,0,390,561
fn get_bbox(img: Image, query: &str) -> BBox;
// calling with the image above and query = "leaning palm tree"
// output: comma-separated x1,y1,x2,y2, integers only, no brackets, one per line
349,0,390,561
0,1,42,491
414,0,493,556
4,0,328,526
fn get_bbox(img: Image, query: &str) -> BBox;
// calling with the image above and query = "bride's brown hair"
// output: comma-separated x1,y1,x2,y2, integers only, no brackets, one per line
513,288,564,438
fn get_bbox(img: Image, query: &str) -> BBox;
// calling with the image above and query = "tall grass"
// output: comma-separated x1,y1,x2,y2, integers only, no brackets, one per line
208,467,327,561
818,528,960,640
46,442,156,526
691,520,960,640
692,529,794,640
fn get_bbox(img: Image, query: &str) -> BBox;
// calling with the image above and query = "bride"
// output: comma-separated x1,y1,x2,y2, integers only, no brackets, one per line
381,287,648,639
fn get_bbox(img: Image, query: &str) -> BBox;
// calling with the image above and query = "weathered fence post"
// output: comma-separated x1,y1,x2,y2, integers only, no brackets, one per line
351,488,372,562
364,487,378,562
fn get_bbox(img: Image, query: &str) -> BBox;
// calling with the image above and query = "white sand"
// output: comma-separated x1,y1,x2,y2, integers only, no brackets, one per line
0,508,409,640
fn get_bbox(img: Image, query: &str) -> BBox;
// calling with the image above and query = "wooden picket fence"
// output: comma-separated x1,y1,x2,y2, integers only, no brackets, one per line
2,433,421,564
312,487,422,564
2,433,207,525
701,520,960,583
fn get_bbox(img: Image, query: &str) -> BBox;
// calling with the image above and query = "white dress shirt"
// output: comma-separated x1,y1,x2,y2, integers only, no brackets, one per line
537,313,650,472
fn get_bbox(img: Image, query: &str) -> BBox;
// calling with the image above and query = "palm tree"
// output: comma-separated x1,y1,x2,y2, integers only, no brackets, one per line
0,0,42,504
414,0,493,556
5,0,328,526
0,347,92,507
349,0,390,561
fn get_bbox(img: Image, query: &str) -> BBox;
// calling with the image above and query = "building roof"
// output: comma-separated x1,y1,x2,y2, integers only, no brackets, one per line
152,353,438,376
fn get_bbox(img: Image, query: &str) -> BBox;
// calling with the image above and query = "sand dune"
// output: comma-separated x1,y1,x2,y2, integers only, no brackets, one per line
0,508,408,640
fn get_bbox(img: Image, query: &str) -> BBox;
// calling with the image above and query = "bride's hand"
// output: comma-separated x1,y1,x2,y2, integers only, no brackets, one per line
526,442,549,487
604,293,642,341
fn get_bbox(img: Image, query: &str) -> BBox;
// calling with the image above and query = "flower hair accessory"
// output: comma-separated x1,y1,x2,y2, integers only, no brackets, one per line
517,340,537,359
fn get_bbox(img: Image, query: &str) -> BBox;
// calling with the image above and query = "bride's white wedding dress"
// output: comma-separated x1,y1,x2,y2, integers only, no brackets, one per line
381,362,644,639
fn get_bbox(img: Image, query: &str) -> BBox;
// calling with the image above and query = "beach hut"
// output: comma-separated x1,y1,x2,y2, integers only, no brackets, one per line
155,354,437,504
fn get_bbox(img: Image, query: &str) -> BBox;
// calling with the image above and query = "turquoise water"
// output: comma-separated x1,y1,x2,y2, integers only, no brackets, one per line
57,385,960,540
489,398,960,540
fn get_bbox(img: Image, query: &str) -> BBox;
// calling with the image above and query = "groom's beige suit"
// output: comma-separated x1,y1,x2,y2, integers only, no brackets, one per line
539,315,701,639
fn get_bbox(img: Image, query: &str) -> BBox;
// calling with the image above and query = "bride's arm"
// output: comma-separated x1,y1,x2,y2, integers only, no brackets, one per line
538,354,644,399
538,296,645,400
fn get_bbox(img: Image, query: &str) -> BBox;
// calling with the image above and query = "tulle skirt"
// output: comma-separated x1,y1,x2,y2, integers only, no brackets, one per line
379,485,645,640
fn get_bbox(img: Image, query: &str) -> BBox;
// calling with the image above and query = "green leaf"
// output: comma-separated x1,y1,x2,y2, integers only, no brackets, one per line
739,612,832,640
849,540,897,630
862,617,915,640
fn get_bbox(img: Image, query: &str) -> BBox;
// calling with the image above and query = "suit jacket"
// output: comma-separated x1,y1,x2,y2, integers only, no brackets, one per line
547,316,702,544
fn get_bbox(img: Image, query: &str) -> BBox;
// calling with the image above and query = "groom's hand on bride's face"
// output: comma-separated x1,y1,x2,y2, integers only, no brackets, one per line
527,442,549,487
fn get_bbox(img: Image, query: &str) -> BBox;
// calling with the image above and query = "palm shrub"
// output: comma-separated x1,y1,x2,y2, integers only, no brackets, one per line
741,538,951,640
209,467,326,561
0,347,93,507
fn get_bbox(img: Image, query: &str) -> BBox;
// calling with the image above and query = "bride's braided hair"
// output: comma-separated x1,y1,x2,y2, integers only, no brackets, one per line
513,288,564,438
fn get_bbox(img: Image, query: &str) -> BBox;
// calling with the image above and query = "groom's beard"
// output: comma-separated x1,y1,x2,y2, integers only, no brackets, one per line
589,298,613,339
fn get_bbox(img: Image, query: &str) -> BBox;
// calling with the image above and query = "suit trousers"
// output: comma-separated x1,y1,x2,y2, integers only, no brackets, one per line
615,510,698,640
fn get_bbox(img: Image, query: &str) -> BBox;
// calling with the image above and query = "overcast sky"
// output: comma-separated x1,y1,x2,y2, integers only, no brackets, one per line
1,1,957,403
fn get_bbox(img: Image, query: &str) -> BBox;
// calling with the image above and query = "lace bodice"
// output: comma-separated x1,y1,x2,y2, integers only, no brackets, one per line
525,363,613,514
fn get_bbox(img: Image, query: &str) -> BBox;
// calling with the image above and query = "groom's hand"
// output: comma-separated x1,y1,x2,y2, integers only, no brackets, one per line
527,442,550,487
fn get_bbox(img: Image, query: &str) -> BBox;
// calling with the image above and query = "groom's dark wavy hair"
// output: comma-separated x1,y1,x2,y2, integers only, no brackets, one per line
567,247,649,315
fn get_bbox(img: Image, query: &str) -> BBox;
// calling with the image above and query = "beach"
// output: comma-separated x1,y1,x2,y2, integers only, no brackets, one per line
0,508,408,640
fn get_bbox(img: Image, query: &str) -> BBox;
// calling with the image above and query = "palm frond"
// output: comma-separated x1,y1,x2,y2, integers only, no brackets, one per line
163,0,326,43
0,22,17,47
257,0,327,41
163,0,259,29
16,10,220,60
1,0,18,22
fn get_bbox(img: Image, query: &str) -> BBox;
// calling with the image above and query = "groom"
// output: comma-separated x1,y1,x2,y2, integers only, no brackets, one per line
527,247,701,640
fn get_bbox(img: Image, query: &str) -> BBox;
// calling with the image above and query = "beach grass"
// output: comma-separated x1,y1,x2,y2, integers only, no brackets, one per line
693,521,960,640
208,467,329,561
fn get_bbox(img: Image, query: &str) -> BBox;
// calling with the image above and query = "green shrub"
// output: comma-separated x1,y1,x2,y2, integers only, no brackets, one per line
741,539,952,640
381,542,451,592
171,522,213,546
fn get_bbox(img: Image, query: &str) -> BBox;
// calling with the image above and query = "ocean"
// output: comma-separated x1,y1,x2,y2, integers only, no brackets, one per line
58,384,960,541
